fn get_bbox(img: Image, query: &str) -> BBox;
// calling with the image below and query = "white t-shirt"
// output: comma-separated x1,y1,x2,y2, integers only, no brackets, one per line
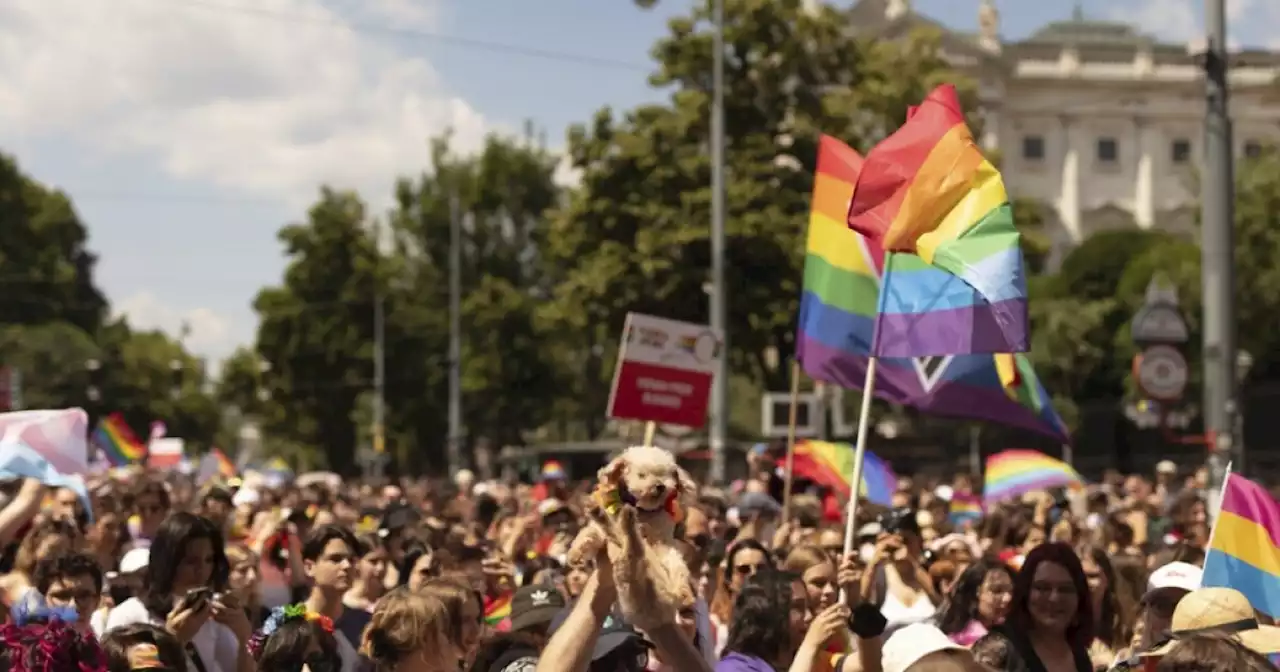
105,598,241,672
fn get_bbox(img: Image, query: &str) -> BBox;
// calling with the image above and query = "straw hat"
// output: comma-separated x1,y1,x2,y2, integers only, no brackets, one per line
1147,587,1280,656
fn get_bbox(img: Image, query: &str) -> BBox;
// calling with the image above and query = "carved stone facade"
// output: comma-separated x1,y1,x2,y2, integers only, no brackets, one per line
850,0,1280,256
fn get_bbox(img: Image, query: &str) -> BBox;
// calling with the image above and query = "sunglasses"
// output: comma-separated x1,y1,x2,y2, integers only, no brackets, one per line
734,563,764,576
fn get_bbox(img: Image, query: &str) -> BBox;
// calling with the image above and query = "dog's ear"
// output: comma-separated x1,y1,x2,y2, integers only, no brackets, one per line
675,466,699,507
598,455,629,486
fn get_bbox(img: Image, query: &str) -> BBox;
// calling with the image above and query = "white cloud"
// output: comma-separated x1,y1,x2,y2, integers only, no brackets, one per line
0,0,488,206
114,292,236,365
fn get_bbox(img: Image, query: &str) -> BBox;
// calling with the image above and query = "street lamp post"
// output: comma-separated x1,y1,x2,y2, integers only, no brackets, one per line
85,359,102,402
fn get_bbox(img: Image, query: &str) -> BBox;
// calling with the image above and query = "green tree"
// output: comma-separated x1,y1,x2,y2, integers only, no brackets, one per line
252,189,382,474
389,131,562,452
0,154,108,333
542,0,973,440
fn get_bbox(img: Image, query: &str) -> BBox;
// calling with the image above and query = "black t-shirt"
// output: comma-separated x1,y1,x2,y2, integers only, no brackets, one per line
992,626,1091,672
336,608,372,650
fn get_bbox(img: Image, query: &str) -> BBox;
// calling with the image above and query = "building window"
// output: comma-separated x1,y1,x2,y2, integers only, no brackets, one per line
1244,141,1264,158
1171,139,1192,164
1096,137,1119,163
1021,135,1045,162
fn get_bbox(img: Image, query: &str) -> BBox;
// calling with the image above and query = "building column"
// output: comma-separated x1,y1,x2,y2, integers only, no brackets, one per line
1058,116,1082,241
1135,117,1156,229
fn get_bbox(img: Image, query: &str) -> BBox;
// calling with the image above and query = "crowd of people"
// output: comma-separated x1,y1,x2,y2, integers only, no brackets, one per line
0,446,1274,672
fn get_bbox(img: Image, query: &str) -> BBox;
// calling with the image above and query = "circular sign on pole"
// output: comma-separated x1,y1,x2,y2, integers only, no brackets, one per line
1133,345,1189,401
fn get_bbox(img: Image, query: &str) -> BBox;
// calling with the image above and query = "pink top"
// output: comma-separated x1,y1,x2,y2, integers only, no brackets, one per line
950,620,989,647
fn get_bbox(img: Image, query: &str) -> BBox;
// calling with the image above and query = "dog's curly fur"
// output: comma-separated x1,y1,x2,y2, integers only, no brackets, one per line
566,445,697,630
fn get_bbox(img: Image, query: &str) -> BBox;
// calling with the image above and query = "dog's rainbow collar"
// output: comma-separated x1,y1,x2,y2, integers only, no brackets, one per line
594,483,683,524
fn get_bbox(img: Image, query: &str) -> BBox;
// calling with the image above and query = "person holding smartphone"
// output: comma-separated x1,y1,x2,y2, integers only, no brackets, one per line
105,512,256,672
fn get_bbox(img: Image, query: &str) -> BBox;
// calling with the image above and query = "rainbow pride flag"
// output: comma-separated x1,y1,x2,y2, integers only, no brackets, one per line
540,460,566,481
484,593,512,627
1203,472,1280,617
846,84,1027,358
779,440,895,506
983,449,1082,506
949,493,984,526
796,135,1068,442
93,414,146,467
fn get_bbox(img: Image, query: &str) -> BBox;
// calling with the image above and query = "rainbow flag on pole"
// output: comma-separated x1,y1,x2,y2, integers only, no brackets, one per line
1203,472,1280,617
93,414,146,467
796,135,1068,441
846,84,1028,358
778,440,895,505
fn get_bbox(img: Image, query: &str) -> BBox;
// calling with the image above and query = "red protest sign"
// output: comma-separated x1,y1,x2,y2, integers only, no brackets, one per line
606,313,722,429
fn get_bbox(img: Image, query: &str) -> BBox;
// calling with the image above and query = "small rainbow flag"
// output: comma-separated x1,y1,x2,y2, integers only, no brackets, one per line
846,84,1028,358
983,449,1082,506
93,414,146,467
484,593,512,627
1203,472,1280,618
949,493,984,526
540,460,566,481
779,440,895,506
211,448,236,478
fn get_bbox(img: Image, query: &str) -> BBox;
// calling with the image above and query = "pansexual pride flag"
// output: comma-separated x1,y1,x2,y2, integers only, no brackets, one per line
846,84,1028,358
796,135,1068,441
1203,472,1280,617
93,414,146,467
778,440,895,506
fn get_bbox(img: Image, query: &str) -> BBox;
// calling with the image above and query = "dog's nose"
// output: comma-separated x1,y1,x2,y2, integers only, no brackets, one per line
653,483,667,494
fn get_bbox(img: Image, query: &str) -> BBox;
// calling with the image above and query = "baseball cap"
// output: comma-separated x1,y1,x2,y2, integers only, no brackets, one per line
509,584,566,632
1144,562,1202,599
550,608,651,662
118,547,150,575
881,623,966,672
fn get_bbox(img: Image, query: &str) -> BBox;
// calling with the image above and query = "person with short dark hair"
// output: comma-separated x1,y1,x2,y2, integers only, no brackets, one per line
33,551,102,632
301,524,368,672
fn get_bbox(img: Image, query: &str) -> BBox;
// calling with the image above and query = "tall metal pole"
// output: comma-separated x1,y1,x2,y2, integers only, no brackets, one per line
1201,0,1236,512
708,0,728,485
372,222,387,479
373,283,386,477
447,192,464,477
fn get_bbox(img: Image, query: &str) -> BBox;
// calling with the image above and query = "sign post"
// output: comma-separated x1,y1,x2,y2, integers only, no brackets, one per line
606,313,723,445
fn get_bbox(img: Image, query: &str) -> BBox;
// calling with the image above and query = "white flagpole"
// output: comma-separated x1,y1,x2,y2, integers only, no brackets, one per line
838,357,879,604
1204,461,1233,554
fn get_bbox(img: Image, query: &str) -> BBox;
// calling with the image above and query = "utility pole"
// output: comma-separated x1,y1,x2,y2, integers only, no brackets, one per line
1201,0,1236,510
447,192,464,477
372,221,387,480
708,0,728,485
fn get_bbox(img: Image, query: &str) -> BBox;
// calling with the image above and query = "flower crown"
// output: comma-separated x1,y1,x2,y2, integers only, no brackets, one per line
247,604,334,658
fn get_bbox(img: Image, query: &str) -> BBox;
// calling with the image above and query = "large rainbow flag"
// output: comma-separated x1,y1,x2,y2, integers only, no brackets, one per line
797,134,1068,441
93,413,146,467
983,449,1082,506
846,84,1027,358
1203,472,1280,617
778,440,895,505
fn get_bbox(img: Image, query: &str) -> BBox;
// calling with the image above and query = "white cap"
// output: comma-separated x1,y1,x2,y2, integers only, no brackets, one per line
455,469,475,485
1145,561,1202,598
882,623,965,672
119,548,150,575
232,487,260,507
1156,460,1177,474
933,485,954,502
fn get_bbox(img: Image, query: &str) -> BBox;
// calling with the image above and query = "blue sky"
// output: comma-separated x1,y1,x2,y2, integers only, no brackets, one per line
0,0,1274,368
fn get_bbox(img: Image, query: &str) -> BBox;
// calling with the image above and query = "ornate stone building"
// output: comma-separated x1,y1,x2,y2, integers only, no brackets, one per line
852,0,1280,255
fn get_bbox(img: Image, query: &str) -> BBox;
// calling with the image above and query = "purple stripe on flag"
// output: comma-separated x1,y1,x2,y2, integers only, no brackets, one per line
797,334,1061,439
872,298,1029,358
1221,474,1280,548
